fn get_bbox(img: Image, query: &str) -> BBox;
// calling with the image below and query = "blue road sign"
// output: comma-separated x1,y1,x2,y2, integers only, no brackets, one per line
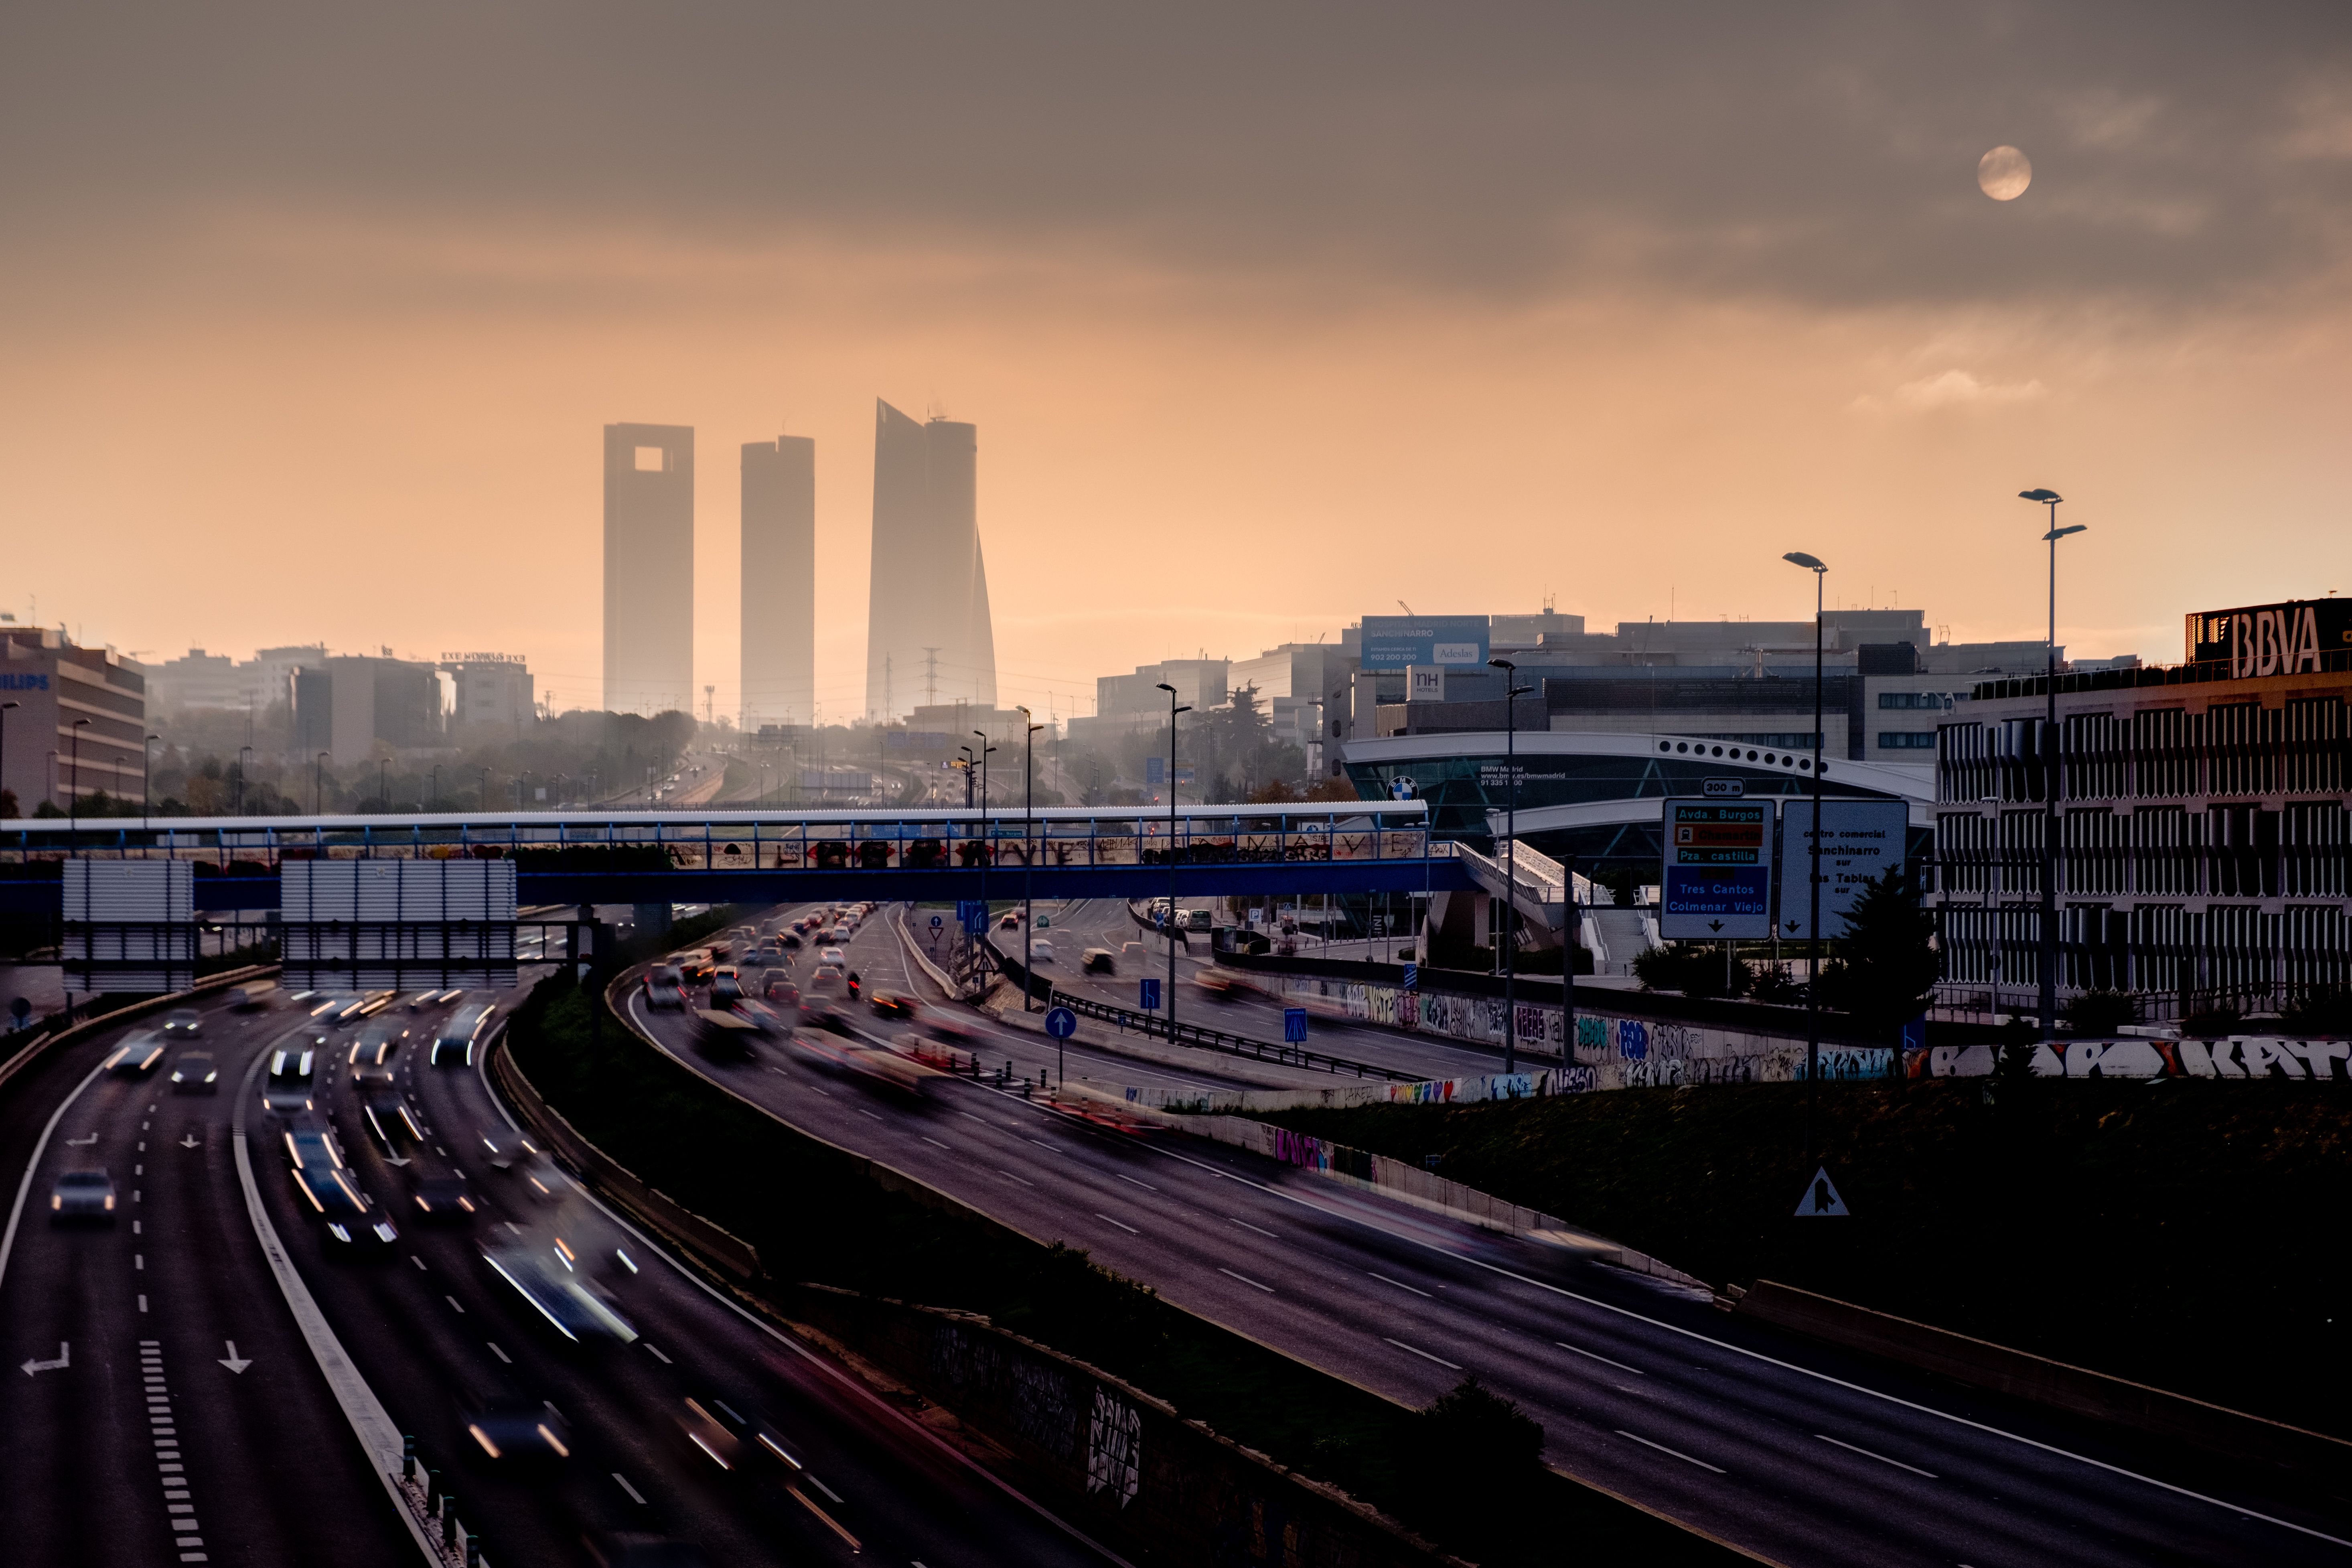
1044,1006,1078,1039
1401,963,1418,990
957,900,989,935
1283,1007,1308,1044
1660,799,1774,940
930,914,944,931
1140,977,1162,1012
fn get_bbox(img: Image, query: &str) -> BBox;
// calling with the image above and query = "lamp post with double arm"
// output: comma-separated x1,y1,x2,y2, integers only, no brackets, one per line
1156,683,1192,1043
1486,658,1534,1075
1782,551,1828,1158
1020,708,1044,1013
2020,489,2084,1044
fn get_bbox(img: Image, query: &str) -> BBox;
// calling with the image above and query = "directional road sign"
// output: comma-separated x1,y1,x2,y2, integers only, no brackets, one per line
1140,977,1162,1012
957,900,990,935
1283,1007,1308,1043
1044,1006,1078,1040
1401,963,1418,990
1659,799,1774,940
1776,799,1909,940
1795,1166,1851,1217
930,914,943,931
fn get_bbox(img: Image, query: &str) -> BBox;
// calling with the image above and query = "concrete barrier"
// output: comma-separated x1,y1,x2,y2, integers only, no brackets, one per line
0,963,280,1097
789,1284,1464,1568
1736,1279,2352,1476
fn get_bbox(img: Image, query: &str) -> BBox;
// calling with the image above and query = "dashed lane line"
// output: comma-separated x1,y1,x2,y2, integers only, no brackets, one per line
1095,1213,1140,1235
1384,1337,1460,1370
613,1472,647,1505
1218,1267,1275,1294
1229,1217,1278,1239
1815,1432,1938,1479
1555,1341,1646,1376
1367,1271,1430,1298
1615,1429,1725,1475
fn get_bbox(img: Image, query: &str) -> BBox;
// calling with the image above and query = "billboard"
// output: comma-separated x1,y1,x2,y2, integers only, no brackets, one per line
1359,615,1489,671
1776,798,1909,940
2185,600,2352,678
1659,799,1773,939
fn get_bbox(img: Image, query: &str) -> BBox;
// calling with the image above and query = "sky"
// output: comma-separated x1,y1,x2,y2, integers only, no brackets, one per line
5,2,2352,722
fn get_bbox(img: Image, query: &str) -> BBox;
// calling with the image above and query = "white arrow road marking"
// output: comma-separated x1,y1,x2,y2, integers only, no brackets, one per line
22,1341,68,1375
178,1136,200,1150
66,1134,98,1147
383,1156,410,1167
218,1341,252,1373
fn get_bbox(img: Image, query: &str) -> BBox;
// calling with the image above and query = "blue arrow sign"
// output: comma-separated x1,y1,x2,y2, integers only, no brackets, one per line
930,914,943,931
1283,1007,1308,1044
1140,977,1161,1012
957,900,989,935
1401,963,1418,990
1044,1006,1078,1039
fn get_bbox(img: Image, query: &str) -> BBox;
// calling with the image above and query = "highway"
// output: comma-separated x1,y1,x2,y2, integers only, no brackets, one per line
637,901,2352,1568
0,980,1121,1568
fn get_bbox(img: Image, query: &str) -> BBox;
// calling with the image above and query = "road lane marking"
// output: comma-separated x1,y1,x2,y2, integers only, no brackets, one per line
806,1473,844,1503
1614,1428,1725,1473
1556,1341,1645,1375
613,1472,647,1505
1115,1174,1158,1192
1367,1271,1430,1298
959,1112,989,1124
1229,1217,1278,1239
139,1295,149,1312
444,1295,466,1314
1095,1213,1140,1235
487,1342,512,1364
411,1256,427,1270
858,1108,884,1122
644,1343,673,1364
998,1170,1036,1187
133,1221,141,1234
810,1086,833,1097
921,1137,953,1151
1384,1337,1460,1369
1815,1432,1938,1479
136,1254,145,1270
1219,1267,1275,1293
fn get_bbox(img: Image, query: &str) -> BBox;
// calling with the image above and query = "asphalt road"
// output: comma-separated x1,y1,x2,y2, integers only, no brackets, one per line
645,901,2352,1568
0,993,416,1568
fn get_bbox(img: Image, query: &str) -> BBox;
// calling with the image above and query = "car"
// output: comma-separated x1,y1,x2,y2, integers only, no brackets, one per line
1082,948,1117,975
1030,941,1056,964
677,952,714,983
432,1004,495,1066
360,1085,425,1154
644,966,689,1009
999,912,1021,929
678,1393,804,1476
693,1008,760,1061
868,991,920,1022
348,1021,407,1068
482,1236,638,1343
410,1173,478,1223
764,978,801,1007
285,1123,399,1250
817,947,846,972
779,931,803,950
160,1008,203,1036
467,1396,574,1463
169,1051,219,1092
229,981,278,1010
103,1034,166,1076
730,999,784,1034
264,1042,321,1113
709,969,744,1005
50,1169,116,1221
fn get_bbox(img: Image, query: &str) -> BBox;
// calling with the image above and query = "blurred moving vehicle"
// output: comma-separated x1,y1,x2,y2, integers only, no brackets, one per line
731,998,784,1034
763,977,801,1008
709,967,744,1005
360,1081,425,1155
466,1396,573,1463
410,1174,479,1223
1030,941,1056,964
817,947,846,973
349,1021,407,1068
644,965,689,1009
263,1041,321,1112
229,980,278,1010
692,1008,760,1060
432,1004,496,1066
105,1034,166,1076
285,1122,399,1250
50,1169,116,1221
868,991,920,1022
482,1235,638,1343
160,1008,204,1036
677,951,715,984
1082,948,1117,975
169,1051,219,1092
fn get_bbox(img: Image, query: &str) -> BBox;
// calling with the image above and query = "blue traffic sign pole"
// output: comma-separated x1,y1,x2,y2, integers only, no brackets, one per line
1044,1004,1078,1083
1283,1007,1308,1045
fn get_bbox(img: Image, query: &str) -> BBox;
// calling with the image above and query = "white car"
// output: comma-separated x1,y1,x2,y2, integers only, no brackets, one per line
817,947,846,972
1030,941,1056,964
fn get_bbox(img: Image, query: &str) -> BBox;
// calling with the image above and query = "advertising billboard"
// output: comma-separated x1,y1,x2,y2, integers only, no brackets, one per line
1358,615,1490,671
1776,798,1909,940
2184,600,2352,678
1659,799,1773,939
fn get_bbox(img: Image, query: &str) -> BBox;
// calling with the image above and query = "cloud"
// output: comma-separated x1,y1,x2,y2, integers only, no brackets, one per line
1850,369,2049,415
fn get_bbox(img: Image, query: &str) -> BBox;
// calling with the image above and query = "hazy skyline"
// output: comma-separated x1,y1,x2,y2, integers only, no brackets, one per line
6,2,2351,721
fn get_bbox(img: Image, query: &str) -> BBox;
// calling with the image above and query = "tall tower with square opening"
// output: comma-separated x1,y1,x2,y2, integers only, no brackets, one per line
603,423,695,716
740,434,815,730
865,401,994,721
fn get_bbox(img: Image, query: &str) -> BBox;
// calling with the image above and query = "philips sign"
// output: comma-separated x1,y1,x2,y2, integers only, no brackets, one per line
1358,615,1490,671
0,673,51,692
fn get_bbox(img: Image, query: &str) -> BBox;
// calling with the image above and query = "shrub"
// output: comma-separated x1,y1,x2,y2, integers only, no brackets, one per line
2283,989,2352,1037
1632,943,1752,999
2062,988,2139,1037
2182,1005,2243,1040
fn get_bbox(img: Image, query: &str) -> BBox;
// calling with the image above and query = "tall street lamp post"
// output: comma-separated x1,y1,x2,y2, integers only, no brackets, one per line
973,732,997,967
316,753,332,816
1155,683,1192,1044
2020,489,2084,1044
0,700,18,819
1782,551,1829,1158
239,745,255,815
1019,708,1044,1014
144,733,162,832
69,718,92,832
1486,658,1534,1074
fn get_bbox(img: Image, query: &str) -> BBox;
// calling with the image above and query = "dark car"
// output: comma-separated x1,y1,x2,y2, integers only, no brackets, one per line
868,991,921,1022
709,970,744,1005
169,1051,219,1092
263,1041,323,1113
360,1087,424,1156
1082,948,1117,975
104,1034,166,1076
466,1396,573,1464
779,931,803,951
160,1008,204,1036
678,1394,803,1477
349,1021,407,1068
645,966,689,1009
764,978,801,1008
50,1169,117,1222
410,1175,479,1224
286,1123,399,1250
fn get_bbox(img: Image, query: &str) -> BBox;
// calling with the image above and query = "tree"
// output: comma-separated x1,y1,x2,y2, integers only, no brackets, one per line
1818,863,1940,1035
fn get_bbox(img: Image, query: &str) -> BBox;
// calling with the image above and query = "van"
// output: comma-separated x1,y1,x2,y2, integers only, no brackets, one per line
227,981,278,1010
431,1004,495,1067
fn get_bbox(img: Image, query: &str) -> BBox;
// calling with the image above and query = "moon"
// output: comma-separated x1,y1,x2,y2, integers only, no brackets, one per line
1978,145,2032,201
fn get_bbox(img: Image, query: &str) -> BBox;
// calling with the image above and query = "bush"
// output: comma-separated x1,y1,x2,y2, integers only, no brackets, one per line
1394,1379,1548,1558
2062,988,2139,1037
2182,1004,2243,1039
1632,943,1752,999
2283,989,2352,1037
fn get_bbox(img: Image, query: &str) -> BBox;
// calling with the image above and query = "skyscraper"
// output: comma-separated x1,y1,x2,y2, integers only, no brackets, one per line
865,400,996,721
740,434,815,730
602,423,695,715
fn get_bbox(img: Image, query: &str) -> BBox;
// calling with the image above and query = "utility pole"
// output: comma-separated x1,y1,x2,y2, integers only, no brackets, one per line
923,647,941,707
2021,489,2084,1046
1021,708,1043,1013
1155,684,1192,1044
1487,659,1532,1074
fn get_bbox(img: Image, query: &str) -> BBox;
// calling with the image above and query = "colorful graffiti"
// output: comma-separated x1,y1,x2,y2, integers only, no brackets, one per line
1920,1035,2352,1081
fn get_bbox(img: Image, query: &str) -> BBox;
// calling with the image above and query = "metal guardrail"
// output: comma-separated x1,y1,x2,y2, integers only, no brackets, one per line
1037,980,1419,1083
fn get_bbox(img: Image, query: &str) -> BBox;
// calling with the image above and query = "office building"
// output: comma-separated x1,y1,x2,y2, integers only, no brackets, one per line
865,401,994,721
1932,596,2352,1016
0,629,149,813
603,422,695,716
443,653,535,737
741,435,816,730
146,644,321,720
293,655,452,766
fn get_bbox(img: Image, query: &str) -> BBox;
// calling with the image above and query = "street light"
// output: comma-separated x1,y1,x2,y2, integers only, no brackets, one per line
0,701,18,819
958,746,976,809
1019,707,1045,1016
973,732,997,959
316,752,332,816
1782,550,1828,1156
143,733,162,832
1156,683,1192,1044
239,744,255,815
69,718,92,832
1486,658,1535,1074
379,758,390,813
430,764,440,811
2021,489,2085,1045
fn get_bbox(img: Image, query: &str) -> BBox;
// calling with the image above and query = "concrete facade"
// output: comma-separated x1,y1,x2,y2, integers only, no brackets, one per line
741,435,816,730
866,401,994,721
603,422,695,716
0,629,149,812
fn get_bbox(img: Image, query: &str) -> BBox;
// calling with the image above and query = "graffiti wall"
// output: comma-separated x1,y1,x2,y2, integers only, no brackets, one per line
1919,1035,2352,1081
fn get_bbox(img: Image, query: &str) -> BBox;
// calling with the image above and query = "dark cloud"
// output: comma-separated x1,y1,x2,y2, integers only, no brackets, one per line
4,2,2350,307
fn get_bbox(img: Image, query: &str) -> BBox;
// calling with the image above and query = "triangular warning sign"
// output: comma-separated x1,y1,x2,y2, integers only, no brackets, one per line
1795,1166,1849,1217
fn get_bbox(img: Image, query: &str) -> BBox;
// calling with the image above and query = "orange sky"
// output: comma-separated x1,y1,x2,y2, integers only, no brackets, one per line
5,5,2350,720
